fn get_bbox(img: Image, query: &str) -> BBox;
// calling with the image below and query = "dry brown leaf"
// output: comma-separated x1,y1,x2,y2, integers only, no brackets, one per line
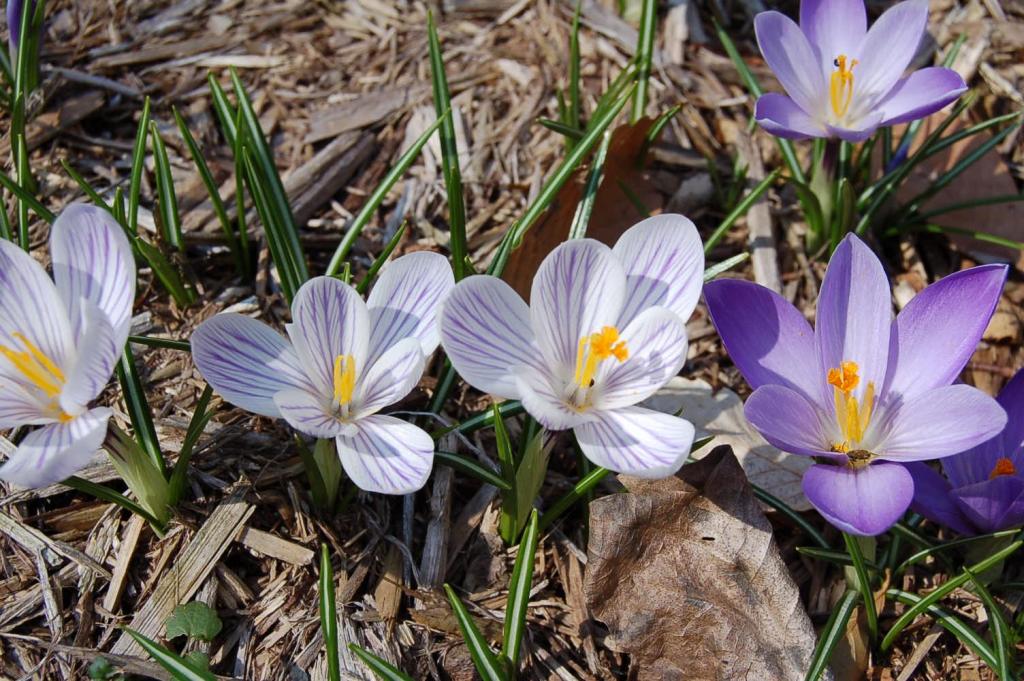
584,447,826,681
643,377,813,510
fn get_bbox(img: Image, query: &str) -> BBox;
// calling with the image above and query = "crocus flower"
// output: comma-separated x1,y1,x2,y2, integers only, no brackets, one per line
440,215,703,477
705,234,1007,535
754,0,967,142
0,204,136,487
906,369,1024,535
6,0,37,58
192,253,453,495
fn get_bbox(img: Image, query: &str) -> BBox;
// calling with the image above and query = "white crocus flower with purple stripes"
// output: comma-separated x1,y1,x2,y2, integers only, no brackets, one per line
0,204,136,487
440,215,703,477
192,253,454,495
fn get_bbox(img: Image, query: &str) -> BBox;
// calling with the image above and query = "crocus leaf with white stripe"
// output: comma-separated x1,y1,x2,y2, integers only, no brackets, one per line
440,215,702,478
192,252,454,495
0,204,136,487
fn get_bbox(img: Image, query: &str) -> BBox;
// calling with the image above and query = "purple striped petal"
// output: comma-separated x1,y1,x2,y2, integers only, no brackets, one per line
885,264,1006,400
800,0,866,77
744,385,839,459
815,234,891,410
574,406,694,478
192,313,311,418
904,461,975,535
59,301,120,415
877,67,967,126
336,414,434,494
288,276,369,399
514,366,592,431
754,93,828,140
366,251,454,367
704,279,824,403
273,389,346,439
802,461,914,535
0,240,74,377
754,11,827,115
51,203,136,349
355,338,425,416
592,307,687,410
0,406,111,488
531,239,626,374
0,381,51,426
440,275,541,399
852,0,928,102
612,214,704,327
952,475,1024,534
875,385,1006,462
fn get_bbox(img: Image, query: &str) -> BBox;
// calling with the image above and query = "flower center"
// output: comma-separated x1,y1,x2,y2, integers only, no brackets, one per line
829,55,858,119
573,326,628,389
989,457,1017,479
0,332,73,422
827,360,875,457
332,354,356,408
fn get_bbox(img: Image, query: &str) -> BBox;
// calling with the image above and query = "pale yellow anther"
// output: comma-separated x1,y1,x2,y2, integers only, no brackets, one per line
828,360,875,454
333,354,356,406
829,54,859,118
573,326,628,389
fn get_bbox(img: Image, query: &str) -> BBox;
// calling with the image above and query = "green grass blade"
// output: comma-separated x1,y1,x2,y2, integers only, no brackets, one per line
922,110,1021,162
0,168,54,223
431,400,526,439
128,98,151,234
916,193,1024,221
631,0,657,123
63,476,163,529
435,451,511,490
443,584,507,681
804,590,859,681
964,568,1013,680
702,252,750,281
427,13,468,281
60,159,113,213
240,146,300,303
894,528,1018,574
134,237,195,307
891,222,1024,251
115,348,165,474
11,0,36,249
356,222,407,295
537,117,584,140
567,0,582,135
641,104,681,158
349,644,414,681
149,122,184,252
501,509,539,670
167,385,214,505
703,168,781,253
568,130,612,240
493,403,519,543
325,111,449,276
538,466,610,532
886,589,999,669
123,628,216,681
843,533,878,643
319,544,341,681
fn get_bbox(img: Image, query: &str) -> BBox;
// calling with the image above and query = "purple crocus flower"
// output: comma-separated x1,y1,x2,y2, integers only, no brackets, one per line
6,0,35,57
906,370,1024,535
440,215,704,478
192,253,454,495
705,234,1007,535
754,0,967,142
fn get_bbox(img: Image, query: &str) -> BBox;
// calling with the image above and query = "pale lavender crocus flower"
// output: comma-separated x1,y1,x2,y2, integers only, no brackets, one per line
192,253,453,495
705,234,1007,535
440,215,704,477
6,0,36,57
906,369,1024,535
754,0,967,142
0,204,136,487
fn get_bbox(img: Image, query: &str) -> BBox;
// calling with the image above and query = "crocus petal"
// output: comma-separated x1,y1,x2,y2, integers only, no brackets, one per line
612,214,704,327
59,301,120,415
191,313,312,418
744,385,840,459
514,366,593,431
824,114,884,143
815,234,891,400
875,385,1007,462
531,239,626,374
802,461,914,535
754,93,828,140
943,369,1024,488
592,307,688,411
852,0,928,101
754,11,827,115
885,264,1007,400
439,275,541,399
355,338,425,417
0,240,74,375
704,279,823,403
50,203,136,348
0,381,51,427
877,67,967,126
273,389,346,439
952,476,1024,534
574,407,693,478
904,461,976,535
336,414,434,494
0,406,111,488
288,276,370,399
365,251,454,367
800,0,866,76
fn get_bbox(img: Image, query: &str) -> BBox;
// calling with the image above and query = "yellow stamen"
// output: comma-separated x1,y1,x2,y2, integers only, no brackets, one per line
990,457,1017,479
829,55,858,118
573,326,628,389
333,354,356,406
827,360,875,454
0,333,64,397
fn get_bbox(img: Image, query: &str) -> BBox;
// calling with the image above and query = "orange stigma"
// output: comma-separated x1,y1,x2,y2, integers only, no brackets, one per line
990,457,1017,479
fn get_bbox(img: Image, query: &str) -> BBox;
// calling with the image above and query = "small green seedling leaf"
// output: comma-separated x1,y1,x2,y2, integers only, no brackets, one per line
165,602,223,642
88,657,117,680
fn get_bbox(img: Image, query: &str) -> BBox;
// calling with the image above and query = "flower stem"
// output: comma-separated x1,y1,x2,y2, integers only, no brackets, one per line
843,532,878,645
